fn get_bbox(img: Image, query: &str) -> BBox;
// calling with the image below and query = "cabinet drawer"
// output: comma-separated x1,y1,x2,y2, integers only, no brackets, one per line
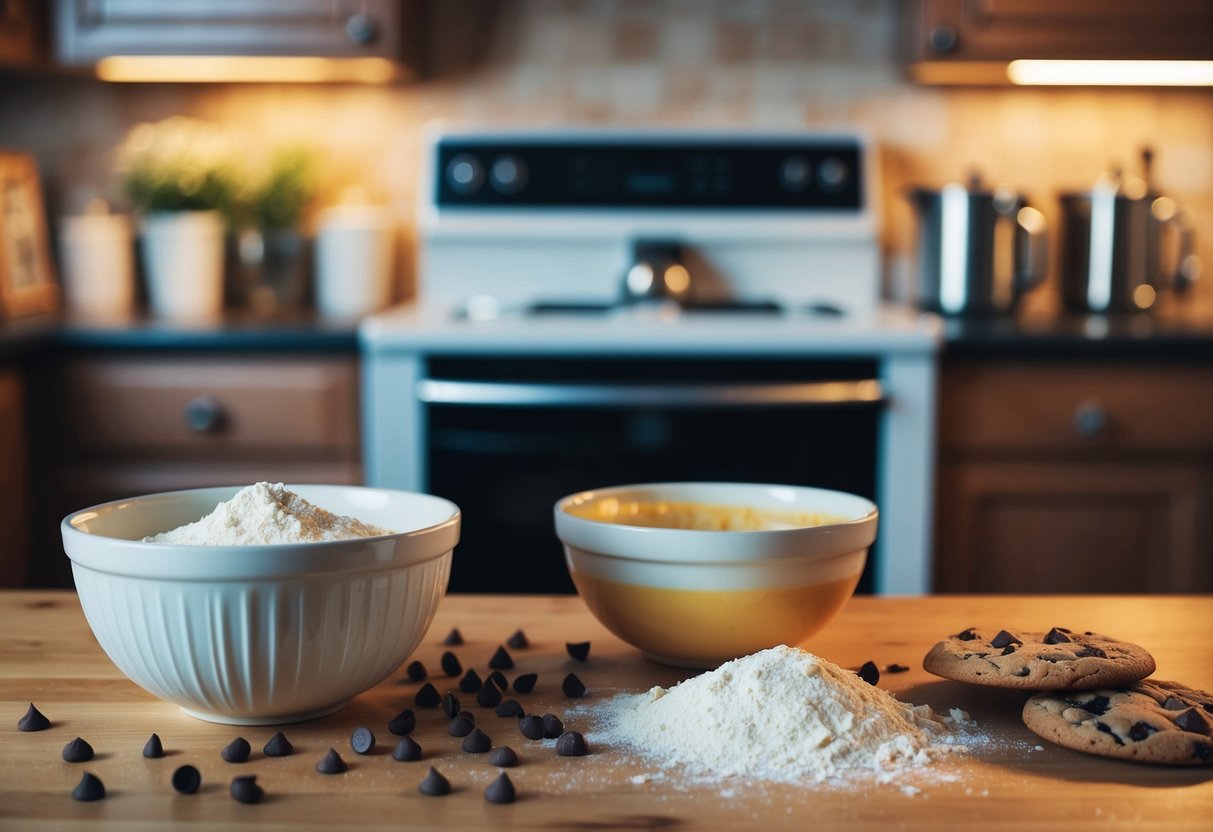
62,356,359,458
940,362,1213,452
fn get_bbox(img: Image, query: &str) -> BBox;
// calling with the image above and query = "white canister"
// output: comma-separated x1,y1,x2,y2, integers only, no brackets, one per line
58,213,136,317
141,211,226,320
315,205,395,319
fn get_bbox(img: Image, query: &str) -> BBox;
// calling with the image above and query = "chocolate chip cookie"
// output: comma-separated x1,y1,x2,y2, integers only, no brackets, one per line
922,627,1155,690
1022,680,1213,765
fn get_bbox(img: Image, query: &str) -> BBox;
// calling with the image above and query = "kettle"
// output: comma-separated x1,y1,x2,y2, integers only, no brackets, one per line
1059,149,1199,314
908,175,1047,317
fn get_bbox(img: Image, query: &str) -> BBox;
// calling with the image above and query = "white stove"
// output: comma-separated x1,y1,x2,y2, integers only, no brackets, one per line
362,128,941,595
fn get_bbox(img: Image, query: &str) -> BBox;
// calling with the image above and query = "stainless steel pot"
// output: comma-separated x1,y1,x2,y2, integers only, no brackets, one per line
908,179,1047,316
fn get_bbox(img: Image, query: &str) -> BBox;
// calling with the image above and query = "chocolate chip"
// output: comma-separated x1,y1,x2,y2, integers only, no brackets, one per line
350,727,376,755
441,628,464,646
393,736,422,762
555,730,589,756
1015,667,1031,677
477,681,504,708
1162,696,1187,711
1175,708,1213,736
1001,645,1017,655
1195,742,1212,760
448,713,475,738
488,745,519,767
143,733,164,758
71,772,105,802
542,713,564,739
489,646,514,670
857,661,879,686
1075,646,1107,659
513,673,538,693
1204,703,1213,715
953,628,979,641
406,660,427,681
485,772,516,804
885,664,910,674
519,715,545,740
172,764,201,794
495,699,525,718
315,748,348,774
415,682,441,708
566,641,591,662
17,702,50,732
62,737,94,763
1043,627,1072,644
1128,722,1156,741
459,669,483,693
221,737,251,763
230,775,264,804
989,630,1022,649
441,651,462,677
1095,722,1125,745
562,673,586,698
419,766,451,796
262,731,293,757
487,671,508,690
388,709,416,736
1076,695,1111,716
462,728,492,753
506,630,529,650
442,691,461,719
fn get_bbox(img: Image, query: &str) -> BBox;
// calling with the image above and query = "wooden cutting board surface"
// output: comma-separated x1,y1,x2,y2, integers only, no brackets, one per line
1,591,1211,831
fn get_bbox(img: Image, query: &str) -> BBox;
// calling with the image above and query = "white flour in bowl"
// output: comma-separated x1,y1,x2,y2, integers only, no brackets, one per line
143,482,391,545
590,645,969,784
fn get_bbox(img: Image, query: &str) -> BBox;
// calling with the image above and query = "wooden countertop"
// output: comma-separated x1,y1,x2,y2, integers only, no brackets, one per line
2,592,1211,831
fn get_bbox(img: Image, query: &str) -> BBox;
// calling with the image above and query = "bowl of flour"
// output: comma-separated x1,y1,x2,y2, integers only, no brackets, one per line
62,483,459,725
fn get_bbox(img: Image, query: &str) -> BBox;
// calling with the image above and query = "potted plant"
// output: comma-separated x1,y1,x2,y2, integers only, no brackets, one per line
116,117,237,319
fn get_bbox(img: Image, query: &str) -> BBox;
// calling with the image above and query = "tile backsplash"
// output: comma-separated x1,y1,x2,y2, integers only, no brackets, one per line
2,0,1211,312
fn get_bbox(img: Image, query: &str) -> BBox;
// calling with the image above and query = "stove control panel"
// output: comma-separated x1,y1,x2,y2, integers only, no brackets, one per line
433,135,863,211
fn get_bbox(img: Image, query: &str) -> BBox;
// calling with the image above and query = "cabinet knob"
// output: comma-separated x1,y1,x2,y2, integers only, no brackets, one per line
928,25,958,53
1072,401,1108,440
184,396,225,434
345,13,379,44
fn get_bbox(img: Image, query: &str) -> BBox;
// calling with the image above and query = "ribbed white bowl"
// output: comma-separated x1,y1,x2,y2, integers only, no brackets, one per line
62,485,459,725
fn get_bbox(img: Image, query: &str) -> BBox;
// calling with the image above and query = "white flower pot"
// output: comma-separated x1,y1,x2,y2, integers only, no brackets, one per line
141,211,225,319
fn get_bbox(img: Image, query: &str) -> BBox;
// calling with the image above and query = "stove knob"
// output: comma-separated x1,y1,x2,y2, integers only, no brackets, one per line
490,155,528,195
446,154,484,195
778,156,812,192
817,157,850,193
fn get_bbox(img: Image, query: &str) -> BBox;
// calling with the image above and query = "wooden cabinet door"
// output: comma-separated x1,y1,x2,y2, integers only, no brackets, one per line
0,370,28,587
935,459,1211,593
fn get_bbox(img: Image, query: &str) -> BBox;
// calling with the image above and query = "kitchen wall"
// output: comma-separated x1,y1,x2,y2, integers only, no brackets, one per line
2,0,1212,313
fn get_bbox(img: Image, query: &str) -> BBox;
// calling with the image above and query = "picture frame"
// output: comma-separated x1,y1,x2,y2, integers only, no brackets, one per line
0,151,58,319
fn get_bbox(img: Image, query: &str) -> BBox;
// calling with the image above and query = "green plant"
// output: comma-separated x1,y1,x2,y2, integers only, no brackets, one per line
245,147,319,231
116,117,238,216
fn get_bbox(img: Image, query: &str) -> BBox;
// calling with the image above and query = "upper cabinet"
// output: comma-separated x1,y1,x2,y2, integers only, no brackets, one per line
905,0,1213,85
0,0,49,68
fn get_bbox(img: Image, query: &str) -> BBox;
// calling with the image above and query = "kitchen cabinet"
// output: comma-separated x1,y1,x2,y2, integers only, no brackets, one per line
0,0,47,67
934,359,1213,592
0,369,29,587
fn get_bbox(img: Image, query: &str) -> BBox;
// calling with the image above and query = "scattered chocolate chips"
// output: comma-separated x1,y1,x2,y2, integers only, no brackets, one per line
885,664,910,674
441,628,464,646
263,732,294,757
350,726,376,755
487,671,508,691
513,673,538,694
506,630,529,650
990,630,1022,649
1162,695,1187,711
230,775,264,804
562,673,587,698
441,651,463,677
1175,708,1213,736
415,682,441,708
143,733,165,758
172,764,201,795
62,737,94,763
1095,721,1125,745
462,728,492,753
393,736,422,762
485,772,516,804
1001,645,1018,655
555,730,589,757
418,766,451,796
388,709,417,736
566,641,591,662
1043,627,1072,644
221,737,251,764
448,713,475,738
953,628,979,641
1128,721,1156,742
442,691,461,719
1075,645,1108,659
519,715,545,740
71,772,105,802
488,745,519,767
406,660,427,681
315,748,348,774
1015,667,1031,677
17,702,50,732
488,646,514,670
857,661,880,686
477,681,504,708
459,669,484,693
495,699,525,718
542,713,564,739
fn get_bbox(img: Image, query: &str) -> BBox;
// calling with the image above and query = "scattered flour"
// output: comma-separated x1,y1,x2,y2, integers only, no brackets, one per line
591,645,970,784
144,482,391,545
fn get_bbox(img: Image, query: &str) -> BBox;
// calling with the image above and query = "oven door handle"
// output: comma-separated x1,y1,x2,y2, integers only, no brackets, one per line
416,379,885,408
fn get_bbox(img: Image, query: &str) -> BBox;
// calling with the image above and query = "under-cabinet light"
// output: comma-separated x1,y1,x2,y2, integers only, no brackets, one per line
96,55,399,84
1007,60,1213,87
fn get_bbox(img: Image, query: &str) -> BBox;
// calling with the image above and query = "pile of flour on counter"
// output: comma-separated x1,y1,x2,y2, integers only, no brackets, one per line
144,482,391,545
592,645,970,784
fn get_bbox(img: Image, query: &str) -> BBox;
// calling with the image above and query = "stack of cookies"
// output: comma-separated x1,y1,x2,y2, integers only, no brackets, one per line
923,626,1212,766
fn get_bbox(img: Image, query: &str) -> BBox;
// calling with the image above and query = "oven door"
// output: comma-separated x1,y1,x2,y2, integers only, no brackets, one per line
421,357,883,595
